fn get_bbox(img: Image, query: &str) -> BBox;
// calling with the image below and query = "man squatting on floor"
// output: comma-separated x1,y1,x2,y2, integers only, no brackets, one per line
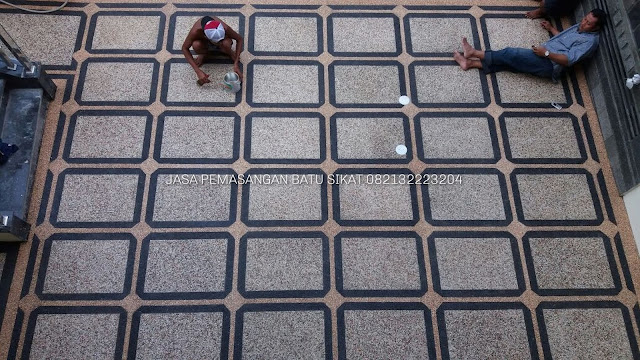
182,16,244,86
454,9,606,82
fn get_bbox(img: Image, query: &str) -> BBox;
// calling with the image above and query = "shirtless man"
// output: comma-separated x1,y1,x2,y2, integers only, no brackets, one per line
182,16,244,85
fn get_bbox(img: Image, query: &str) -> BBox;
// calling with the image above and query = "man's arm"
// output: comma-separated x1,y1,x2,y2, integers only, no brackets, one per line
225,25,244,80
182,26,210,85
540,21,560,37
532,45,569,66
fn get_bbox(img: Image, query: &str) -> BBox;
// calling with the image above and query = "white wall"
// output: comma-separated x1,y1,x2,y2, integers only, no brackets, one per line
624,184,640,249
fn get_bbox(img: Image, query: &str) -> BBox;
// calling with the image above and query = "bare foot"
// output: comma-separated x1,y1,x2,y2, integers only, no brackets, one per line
525,8,545,19
462,37,474,58
453,51,470,70
195,54,208,67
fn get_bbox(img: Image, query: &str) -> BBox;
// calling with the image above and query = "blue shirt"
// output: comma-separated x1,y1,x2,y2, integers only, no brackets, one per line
543,24,600,80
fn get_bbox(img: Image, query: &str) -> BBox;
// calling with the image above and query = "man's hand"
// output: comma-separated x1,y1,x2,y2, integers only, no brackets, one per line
532,45,548,57
196,71,210,86
540,20,560,36
234,64,243,82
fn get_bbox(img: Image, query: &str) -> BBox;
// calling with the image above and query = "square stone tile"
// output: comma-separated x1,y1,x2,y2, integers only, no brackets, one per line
416,114,498,162
77,59,158,105
525,233,619,294
240,234,328,297
539,304,637,359
52,170,143,227
334,170,417,226
88,12,163,52
139,235,231,298
169,13,241,52
513,170,602,225
248,61,322,106
410,62,489,107
243,170,326,226
336,234,426,296
340,304,433,360
332,113,409,162
246,113,323,162
330,61,404,107
250,13,321,55
24,308,125,360
501,113,585,162
148,170,235,226
65,111,151,162
38,236,133,299
328,14,400,55
430,234,522,296
237,305,330,359
156,112,239,163
424,170,510,225
482,15,550,51
0,12,83,68
131,307,227,359
405,14,478,56
161,60,239,106
440,304,535,359
494,72,570,106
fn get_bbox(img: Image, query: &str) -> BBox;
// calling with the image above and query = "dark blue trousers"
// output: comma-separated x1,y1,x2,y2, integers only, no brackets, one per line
482,47,554,79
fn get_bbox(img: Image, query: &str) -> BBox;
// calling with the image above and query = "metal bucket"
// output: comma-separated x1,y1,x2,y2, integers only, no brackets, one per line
222,71,241,93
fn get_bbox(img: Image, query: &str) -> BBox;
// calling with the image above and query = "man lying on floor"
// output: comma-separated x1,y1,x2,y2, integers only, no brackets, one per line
182,16,244,86
453,9,606,82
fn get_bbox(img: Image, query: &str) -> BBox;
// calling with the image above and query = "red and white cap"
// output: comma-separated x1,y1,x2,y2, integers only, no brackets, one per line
204,20,225,43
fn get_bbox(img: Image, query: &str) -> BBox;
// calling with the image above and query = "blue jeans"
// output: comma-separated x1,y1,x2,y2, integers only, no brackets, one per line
482,47,554,79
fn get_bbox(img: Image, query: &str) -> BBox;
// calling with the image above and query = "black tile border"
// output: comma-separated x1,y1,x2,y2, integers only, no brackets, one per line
234,303,333,360
615,233,636,293
327,13,401,57
414,111,500,164
50,168,146,228
155,110,240,164
86,11,166,54
34,233,136,301
249,13,323,56
329,5,396,10
511,167,604,226
522,231,622,296
0,243,19,332
241,168,328,227
479,13,572,108
0,9,86,70
499,111,587,164
136,232,234,300
335,231,427,297
330,112,412,164
246,59,325,108
252,4,320,9
96,2,164,7
50,73,75,104
128,305,231,360
167,11,245,53
20,236,40,298
36,171,53,225
479,5,538,11
337,302,437,360
63,110,153,164
597,170,617,224
568,69,584,105
422,168,512,226
75,57,160,106
146,168,238,228
404,13,480,57
245,111,326,164
438,302,539,360
332,168,420,226
7,309,24,360
428,231,525,297
409,60,491,108
329,60,406,108
21,306,127,360
404,5,472,10
0,0,85,7
174,3,244,8
49,113,66,162
537,301,640,360
238,231,330,298
582,114,600,162
160,58,242,107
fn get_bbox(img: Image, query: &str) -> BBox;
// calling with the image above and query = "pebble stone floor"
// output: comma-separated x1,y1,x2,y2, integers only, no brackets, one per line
1,0,640,359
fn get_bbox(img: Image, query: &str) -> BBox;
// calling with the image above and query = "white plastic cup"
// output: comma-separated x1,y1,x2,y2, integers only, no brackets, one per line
399,95,410,106
396,144,408,155
222,71,241,93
